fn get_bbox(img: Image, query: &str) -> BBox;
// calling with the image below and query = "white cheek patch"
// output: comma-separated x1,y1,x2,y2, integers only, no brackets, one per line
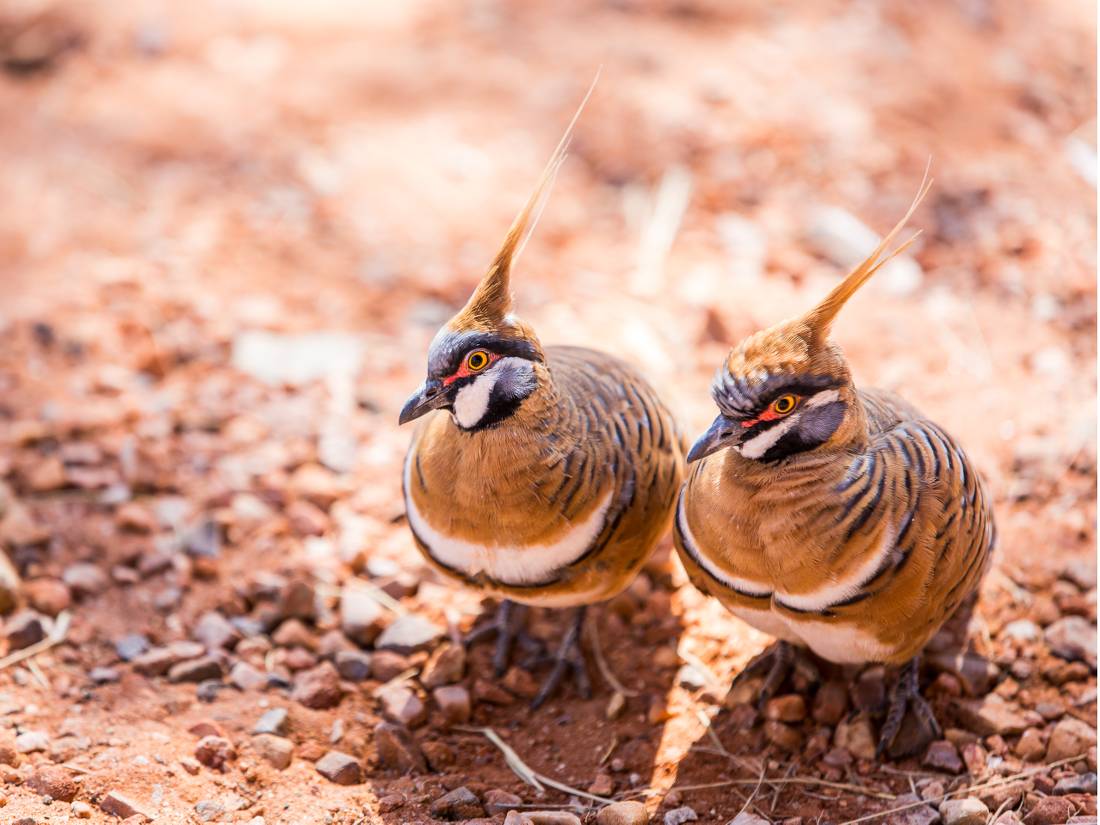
452,372,499,428
735,389,841,460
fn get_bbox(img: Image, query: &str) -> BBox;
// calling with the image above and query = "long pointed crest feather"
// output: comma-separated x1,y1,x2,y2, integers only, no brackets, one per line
803,166,933,340
452,72,600,330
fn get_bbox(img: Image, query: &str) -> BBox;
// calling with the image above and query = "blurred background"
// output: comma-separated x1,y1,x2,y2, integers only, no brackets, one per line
0,0,1095,821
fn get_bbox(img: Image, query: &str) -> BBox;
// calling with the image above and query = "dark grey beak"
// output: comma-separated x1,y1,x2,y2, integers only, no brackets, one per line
398,379,449,425
686,413,740,463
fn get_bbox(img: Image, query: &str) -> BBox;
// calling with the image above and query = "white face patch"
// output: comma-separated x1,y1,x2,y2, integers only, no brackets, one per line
735,388,841,460
450,356,534,429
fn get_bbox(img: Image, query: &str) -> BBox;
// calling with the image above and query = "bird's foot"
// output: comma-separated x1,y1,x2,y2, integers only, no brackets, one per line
464,600,542,677
730,640,817,710
876,655,942,760
529,607,591,710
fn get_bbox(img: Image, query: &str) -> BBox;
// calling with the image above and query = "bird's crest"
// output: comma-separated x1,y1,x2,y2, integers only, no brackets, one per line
448,74,599,334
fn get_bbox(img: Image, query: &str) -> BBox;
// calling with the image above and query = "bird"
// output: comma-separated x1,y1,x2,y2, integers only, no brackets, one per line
673,174,995,757
398,85,686,708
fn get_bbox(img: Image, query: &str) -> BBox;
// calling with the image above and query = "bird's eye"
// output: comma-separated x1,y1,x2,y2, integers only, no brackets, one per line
466,350,490,372
771,394,799,416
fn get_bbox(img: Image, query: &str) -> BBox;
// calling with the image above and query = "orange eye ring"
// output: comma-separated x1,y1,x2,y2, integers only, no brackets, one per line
771,394,799,416
466,350,490,372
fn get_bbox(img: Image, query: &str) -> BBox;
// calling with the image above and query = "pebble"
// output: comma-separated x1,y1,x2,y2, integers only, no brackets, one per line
888,793,940,825
431,786,485,820
484,789,522,813
195,800,225,821
62,563,109,598
763,720,802,749
291,661,343,709
1024,797,1076,824
588,772,614,796
271,618,316,650
15,731,49,753
374,721,426,773
1045,616,1097,668
834,716,876,761
851,666,886,711
764,694,807,722
420,642,466,688
922,740,964,773
315,750,361,785
928,651,1000,696
194,735,235,770
99,791,155,820
378,684,427,727
371,650,413,681
89,666,120,684
71,801,93,818
1015,728,1047,761
729,815,770,825
252,708,289,736
953,696,1032,736
334,650,372,682
433,685,472,725
132,641,205,675
168,656,223,683
473,678,516,705
192,611,241,651
252,734,294,770
1054,772,1097,795
6,611,47,650
502,666,540,699
23,578,71,616
504,813,582,825
375,614,443,652
339,582,385,646
597,801,648,825
422,740,456,771
114,633,150,662
1063,559,1098,591
26,765,76,801
1001,620,1041,642
229,661,268,691
1047,717,1097,761
663,806,697,825
940,798,989,825
813,680,849,725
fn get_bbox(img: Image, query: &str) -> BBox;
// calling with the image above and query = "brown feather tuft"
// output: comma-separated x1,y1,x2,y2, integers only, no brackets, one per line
450,73,599,333
802,166,933,341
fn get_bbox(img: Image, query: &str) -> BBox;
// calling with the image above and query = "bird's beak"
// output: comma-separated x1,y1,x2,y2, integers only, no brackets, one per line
398,379,449,425
686,413,740,463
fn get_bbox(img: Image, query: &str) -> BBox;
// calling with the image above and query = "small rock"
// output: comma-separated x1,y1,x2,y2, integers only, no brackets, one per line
378,793,406,812
851,666,887,711
834,716,877,761
375,614,443,652
729,815,770,825
71,801,93,818
192,611,242,651
764,694,807,722
420,642,465,688
26,765,76,802
334,650,372,682
291,661,343,709
505,814,581,825
168,656,223,683
1054,772,1097,795
421,740,456,771
253,708,289,736
1015,728,1047,761
813,679,849,725
378,684,427,727
195,800,225,822
132,641,205,676
1002,620,1041,641
1045,616,1097,668
339,582,386,646
63,563,108,598
588,772,614,796
374,721,426,773
940,798,989,825
598,801,649,825
1064,558,1098,591
430,786,485,820
371,650,413,681
663,807,697,825
922,740,964,774
194,735,235,770
89,667,120,684
888,793,940,825
763,720,802,749
114,633,150,662
229,661,268,692
473,678,516,705
15,731,49,753
23,578,70,616
954,696,1031,736
252,734,293,770
179,757,201,775
433,685,472,725
99,790,154,820
1025,798,1077,825
6,611,47,650
928,652,1000,696
502,666,540,699
271,618,316,650
315,750,361,785
1047,717,1097,762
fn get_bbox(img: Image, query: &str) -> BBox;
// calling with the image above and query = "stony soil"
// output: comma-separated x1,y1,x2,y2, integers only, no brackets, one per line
0,1,1095,824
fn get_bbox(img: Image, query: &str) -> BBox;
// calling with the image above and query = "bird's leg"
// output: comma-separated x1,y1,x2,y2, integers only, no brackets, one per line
464,600,540,676
876,655,942,759
729,640,795,710
530,606,591,710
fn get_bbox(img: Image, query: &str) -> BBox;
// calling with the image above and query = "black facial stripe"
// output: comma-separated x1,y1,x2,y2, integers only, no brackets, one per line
758,399,847,463
428,331,540,378
455,378,526,432
712,370,839,419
